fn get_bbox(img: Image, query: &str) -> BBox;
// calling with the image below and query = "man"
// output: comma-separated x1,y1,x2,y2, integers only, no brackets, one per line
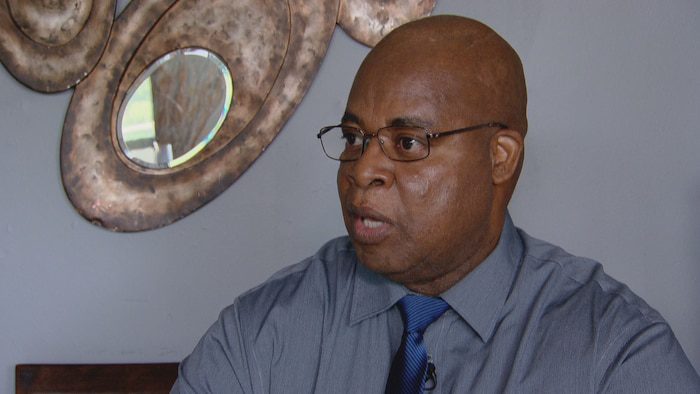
172,15,699,393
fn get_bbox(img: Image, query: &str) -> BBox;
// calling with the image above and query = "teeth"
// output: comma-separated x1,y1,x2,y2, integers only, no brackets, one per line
362,217,384,228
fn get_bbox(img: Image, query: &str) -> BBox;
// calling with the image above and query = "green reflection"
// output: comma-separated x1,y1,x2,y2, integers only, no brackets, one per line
120,78,159,164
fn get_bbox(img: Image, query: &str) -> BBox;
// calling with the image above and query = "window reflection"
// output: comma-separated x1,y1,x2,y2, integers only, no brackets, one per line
118,48,233,169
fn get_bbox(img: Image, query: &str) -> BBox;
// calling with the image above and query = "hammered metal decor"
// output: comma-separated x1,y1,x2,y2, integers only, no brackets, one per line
0,0,116,92
58,0,435,232
338,0,436,46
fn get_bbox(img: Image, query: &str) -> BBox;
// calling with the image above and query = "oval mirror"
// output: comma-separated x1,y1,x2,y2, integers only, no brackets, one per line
117,48,233,169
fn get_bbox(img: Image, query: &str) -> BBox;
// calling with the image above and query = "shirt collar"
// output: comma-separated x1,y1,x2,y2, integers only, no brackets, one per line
349,259,406,325
349,212,524,337
441,213,524,342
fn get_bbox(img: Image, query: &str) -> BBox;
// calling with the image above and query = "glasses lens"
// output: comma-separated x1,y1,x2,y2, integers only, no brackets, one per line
320,126,363,161
378,126,429,161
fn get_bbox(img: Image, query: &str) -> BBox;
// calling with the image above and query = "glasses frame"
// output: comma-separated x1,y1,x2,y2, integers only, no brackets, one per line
317,122,508,162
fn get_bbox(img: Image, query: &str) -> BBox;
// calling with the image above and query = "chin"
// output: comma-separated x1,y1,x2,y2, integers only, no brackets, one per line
353,243,411,278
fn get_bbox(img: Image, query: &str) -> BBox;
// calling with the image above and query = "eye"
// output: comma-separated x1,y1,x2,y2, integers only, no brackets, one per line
392,129,427,152
341,127,363,147
398,136,420,151
382,127,429,160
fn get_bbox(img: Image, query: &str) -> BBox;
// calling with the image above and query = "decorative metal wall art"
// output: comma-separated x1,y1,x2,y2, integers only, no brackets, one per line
0,0,116,92
338,0,437,46
0,0,436,231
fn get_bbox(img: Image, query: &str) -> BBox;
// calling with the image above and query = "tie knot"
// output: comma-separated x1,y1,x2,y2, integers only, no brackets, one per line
397,295,449,333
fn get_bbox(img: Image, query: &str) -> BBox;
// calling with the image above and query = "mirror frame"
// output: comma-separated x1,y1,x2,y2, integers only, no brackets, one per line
0,1,116,92
60,0,340,231
337,0,436,46
0,0,435,232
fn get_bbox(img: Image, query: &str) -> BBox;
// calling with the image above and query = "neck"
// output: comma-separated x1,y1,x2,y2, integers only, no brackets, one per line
402,212,506,296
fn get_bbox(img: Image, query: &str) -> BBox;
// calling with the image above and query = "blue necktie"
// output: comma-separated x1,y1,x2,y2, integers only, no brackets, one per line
386,295,450,394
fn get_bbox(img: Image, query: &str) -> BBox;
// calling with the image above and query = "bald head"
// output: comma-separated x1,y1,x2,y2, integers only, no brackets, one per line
355,15,527,135
347,15,527,203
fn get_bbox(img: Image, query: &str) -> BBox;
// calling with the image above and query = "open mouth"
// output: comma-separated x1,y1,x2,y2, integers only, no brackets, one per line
348,208,392,244
362,217,385,228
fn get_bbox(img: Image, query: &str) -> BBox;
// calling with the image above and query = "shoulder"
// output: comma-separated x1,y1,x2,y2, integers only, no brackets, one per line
173,237,359,392
513,229,667,362
223,236,358,330
514,229,700,390
516,228,663,326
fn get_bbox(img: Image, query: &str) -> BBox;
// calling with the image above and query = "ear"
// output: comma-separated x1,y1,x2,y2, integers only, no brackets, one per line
490,129,524,185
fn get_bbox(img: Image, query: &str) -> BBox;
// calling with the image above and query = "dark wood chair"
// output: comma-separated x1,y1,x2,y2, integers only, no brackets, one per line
16,363,179,394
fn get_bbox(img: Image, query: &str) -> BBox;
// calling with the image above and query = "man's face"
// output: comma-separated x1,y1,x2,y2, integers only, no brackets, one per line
337,51,503,294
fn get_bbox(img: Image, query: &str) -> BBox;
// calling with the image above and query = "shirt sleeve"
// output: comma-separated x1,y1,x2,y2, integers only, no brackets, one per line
597,321,700,393
171,300,255,394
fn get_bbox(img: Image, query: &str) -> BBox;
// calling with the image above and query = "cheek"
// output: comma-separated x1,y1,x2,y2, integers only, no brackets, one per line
336,167,349,217
399,167,460,225
403,162,473,200
337,165,349,195
401,159,493,228
403,170,432,199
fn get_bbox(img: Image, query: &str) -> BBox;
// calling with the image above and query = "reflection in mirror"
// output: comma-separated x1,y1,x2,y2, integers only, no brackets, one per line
117,48,233,169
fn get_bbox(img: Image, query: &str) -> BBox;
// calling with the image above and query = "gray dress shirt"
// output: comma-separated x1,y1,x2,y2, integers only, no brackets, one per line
172,215,700,393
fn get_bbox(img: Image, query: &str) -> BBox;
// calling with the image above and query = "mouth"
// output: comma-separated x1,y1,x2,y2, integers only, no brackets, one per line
347,206,392,244
361,217,385,229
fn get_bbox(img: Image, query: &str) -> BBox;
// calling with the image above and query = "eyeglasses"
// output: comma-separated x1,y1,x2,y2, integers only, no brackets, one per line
317,122,508,162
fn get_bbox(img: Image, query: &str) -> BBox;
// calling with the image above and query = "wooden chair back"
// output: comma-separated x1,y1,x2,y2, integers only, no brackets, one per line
16,363,179,393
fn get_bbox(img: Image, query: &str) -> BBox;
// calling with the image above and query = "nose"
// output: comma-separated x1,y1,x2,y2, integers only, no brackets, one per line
342,136,394,188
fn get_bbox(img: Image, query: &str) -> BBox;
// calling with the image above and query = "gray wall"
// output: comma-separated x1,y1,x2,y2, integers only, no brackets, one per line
1,0,698,390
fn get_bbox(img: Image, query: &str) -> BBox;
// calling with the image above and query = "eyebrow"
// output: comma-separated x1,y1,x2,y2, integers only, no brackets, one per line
340,113,434,129
341,112,360,125
387,116,434,129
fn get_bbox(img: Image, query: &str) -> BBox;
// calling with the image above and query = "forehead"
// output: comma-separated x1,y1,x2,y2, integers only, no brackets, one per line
346,51,493,129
